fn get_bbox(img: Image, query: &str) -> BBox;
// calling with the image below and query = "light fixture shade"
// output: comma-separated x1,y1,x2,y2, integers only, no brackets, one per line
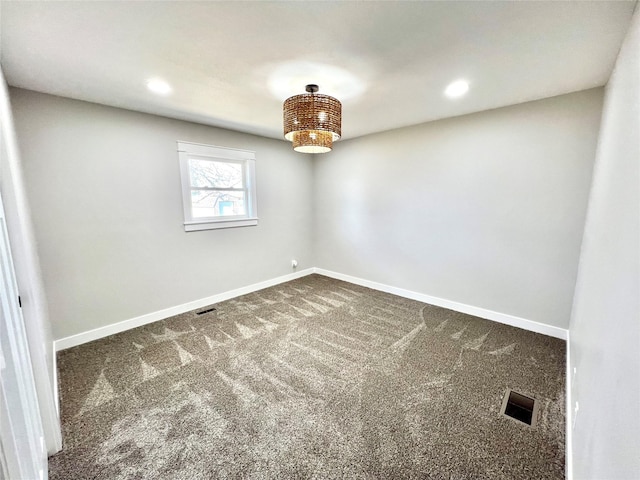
283,85,341,154
291,130,333,153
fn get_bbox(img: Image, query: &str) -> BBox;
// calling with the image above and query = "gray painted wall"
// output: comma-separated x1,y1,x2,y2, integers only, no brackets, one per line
314,89,603,329
12,87,606,341
10,89,314,340
0,70,61,453
569,9,639,479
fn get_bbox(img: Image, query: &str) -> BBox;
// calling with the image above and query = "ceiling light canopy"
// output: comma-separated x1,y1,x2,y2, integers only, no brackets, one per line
445,79,469,98
283,84,342,154
268,61,365,102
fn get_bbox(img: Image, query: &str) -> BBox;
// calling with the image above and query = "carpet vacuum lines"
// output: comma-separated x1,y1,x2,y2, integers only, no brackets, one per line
50,274,566,479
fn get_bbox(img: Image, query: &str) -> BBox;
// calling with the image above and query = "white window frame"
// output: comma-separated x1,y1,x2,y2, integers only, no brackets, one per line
177,141,258,231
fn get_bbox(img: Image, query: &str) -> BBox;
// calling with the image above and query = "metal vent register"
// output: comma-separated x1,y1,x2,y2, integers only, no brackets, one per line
500,389,539,427
196,307,217,316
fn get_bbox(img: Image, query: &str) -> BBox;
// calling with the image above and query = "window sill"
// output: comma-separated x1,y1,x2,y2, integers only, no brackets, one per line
184,218,258,232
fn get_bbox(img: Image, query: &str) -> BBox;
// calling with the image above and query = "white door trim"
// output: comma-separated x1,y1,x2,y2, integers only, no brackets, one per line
0,193,47,480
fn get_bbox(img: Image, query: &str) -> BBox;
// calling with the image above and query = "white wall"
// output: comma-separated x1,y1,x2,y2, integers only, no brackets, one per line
10,88,314,341
0,71,61,452
314,89,603,329
569,8,639,480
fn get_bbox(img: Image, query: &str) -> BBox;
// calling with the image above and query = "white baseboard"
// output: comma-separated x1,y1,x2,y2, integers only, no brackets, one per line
565,332,573,480
54,268,314,351
55,266,568,351
314,268,568,340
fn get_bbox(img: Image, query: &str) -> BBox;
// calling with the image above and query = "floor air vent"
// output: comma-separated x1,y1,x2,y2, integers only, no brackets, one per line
196,307,217,315
500,389,539,427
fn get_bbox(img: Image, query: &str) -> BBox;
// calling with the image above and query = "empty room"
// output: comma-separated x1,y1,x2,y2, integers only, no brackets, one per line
0,1,638,479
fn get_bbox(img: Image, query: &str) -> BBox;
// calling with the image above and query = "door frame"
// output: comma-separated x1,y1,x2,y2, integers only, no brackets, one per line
0,192,47,480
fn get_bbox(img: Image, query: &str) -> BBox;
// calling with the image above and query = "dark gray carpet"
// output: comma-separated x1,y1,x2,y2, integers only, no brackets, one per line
50,274,565,479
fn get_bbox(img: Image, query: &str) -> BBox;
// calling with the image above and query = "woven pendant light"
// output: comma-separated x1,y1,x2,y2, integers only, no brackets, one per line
283,84,341,154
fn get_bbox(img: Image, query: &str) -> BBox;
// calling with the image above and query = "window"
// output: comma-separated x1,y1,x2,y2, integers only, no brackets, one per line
178,142,257,231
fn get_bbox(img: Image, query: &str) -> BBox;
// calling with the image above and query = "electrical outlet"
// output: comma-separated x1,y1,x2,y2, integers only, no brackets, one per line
291,259,298,268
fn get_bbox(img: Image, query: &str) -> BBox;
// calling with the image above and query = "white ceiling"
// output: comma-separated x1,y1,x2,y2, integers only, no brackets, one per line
0,1,636,141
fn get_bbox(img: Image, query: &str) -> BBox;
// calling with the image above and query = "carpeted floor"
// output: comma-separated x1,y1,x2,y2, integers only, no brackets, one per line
50,274,566,479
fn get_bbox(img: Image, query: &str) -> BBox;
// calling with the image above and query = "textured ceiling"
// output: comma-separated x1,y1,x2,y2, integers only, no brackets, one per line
0,1,636,141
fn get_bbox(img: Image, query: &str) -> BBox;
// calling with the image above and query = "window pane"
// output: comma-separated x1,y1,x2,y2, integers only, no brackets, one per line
191,190,246,218
189,159,243,189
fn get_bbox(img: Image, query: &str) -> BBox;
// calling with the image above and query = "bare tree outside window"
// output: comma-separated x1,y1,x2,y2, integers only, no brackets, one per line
189,159,246,218
178,142,257,231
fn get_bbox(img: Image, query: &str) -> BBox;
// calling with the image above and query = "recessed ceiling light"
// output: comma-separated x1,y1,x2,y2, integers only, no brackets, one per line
445,80,469,98
146,78,172,96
